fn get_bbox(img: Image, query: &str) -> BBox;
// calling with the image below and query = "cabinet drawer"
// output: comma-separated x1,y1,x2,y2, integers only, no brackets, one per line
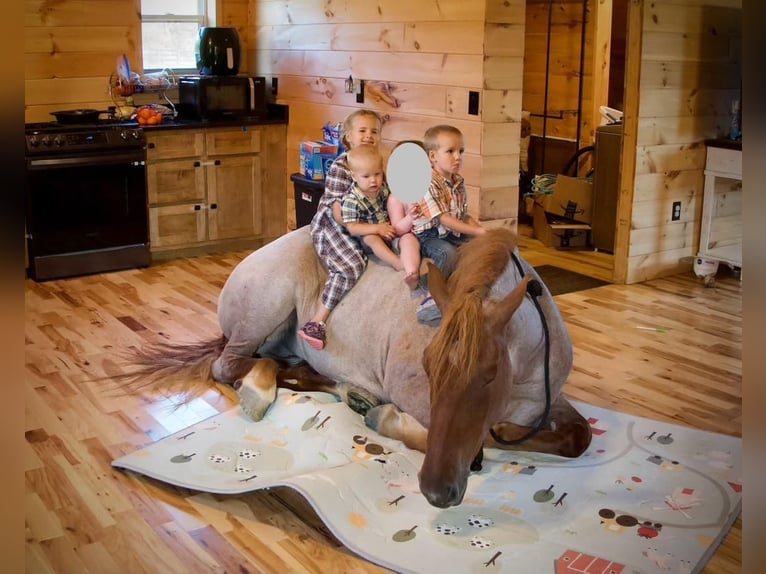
147,131,205,160
147,160,206,204
206,127,261,156
149,204,207,248
705,147,741,178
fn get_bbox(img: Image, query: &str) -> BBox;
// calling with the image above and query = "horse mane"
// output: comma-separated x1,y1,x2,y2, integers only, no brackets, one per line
426,228,518,401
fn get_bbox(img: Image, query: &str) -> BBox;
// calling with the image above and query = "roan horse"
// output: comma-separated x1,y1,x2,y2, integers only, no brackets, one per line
128,226,592,508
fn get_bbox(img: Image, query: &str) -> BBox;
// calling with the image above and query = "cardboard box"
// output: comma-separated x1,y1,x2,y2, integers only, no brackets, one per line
538,175,593,223
300,141,338,180
532,203,590,248
532,174,593,248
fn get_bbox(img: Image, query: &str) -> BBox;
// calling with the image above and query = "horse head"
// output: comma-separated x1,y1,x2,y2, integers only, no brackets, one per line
418,233,531,508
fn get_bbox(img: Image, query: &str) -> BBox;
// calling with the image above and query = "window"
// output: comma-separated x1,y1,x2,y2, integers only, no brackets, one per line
141,0,212,71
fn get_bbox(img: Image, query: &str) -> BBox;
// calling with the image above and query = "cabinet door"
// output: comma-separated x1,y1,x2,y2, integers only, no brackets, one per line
147,130,205,160
207,155,262,240
149,204,207,248
206,128,261,156
147,159,206,205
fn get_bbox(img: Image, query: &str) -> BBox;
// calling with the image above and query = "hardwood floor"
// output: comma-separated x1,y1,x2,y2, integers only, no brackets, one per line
24,238,741,574
517,220,615,282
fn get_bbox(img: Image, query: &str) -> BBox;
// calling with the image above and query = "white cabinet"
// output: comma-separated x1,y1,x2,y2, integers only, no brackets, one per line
698,145,742,269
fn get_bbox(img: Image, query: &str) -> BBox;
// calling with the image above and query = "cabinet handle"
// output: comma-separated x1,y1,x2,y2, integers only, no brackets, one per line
148,142,155,149
214,159,221,166
193,161,201,167
194,205,201,211
210,203,217,210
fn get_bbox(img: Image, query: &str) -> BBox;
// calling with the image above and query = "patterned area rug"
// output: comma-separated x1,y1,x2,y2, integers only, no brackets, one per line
534,265,609,296
113,390,741,574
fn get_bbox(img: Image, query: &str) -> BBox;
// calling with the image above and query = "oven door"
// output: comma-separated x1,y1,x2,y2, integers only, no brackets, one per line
26,148,151,280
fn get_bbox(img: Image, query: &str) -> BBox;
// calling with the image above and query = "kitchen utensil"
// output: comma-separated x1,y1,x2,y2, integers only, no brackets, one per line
50,109,108,124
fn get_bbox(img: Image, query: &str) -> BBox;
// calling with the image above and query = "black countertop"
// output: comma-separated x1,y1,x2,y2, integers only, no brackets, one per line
705,138,742,151
144,103,289,131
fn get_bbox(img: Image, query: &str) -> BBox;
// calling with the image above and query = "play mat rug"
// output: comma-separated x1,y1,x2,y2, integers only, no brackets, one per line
113,389,742,574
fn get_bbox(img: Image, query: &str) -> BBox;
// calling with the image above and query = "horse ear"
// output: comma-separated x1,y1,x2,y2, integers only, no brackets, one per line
487,275,530,330
426,261,451,311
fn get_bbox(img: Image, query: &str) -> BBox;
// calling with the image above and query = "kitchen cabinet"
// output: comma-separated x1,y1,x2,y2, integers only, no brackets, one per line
698,143,742,269
146,124,286,254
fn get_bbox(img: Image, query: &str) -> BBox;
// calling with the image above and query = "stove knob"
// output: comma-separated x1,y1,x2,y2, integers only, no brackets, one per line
131,130,140,139
41,136,51,147
28,136,40,147
53,136,64,146
119,130,128,140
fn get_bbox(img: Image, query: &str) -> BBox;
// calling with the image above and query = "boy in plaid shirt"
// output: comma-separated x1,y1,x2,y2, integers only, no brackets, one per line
412,125,486,321
340,145,418,285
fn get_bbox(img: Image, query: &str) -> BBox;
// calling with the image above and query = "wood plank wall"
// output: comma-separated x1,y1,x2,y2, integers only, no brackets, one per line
247,0,526,230
523,0,595,149
623,0,741,283
23,0,248,123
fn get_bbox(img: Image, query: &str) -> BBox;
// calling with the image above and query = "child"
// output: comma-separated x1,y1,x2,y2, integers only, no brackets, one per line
340,145,418,289
386,140,426,291
412,124,485,320
299,109,383,351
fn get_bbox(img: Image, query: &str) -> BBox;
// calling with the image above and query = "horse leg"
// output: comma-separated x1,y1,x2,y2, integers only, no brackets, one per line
486,395,592,457
276,362,382,416
231,357,281,421
364,404,428,453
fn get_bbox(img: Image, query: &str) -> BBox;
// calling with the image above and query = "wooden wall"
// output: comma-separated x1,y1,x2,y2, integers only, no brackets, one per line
523,0,596,151
23,0,248,123
247,0,527,230
621,0,741,283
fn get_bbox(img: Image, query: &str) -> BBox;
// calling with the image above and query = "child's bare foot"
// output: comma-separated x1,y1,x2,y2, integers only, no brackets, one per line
404,270,420,290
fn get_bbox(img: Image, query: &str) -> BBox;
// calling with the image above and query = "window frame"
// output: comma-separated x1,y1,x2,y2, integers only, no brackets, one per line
140,0,216,73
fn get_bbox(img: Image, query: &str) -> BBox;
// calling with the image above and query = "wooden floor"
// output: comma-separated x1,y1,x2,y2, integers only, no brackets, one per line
25,235,741,574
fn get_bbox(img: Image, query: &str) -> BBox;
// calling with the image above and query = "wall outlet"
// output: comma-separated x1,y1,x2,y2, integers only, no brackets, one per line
468,91,480,115
671,201,682,221
356,80,365,104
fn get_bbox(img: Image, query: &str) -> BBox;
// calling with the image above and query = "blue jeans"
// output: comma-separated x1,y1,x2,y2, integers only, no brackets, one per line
416,228,471,277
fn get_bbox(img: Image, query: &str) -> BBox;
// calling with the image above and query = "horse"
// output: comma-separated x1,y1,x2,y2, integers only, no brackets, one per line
128,226,592,508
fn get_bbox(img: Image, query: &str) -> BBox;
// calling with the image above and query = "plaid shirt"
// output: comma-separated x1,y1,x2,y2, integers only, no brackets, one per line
308,152,368,311
412,169,468,237
341,184,391,225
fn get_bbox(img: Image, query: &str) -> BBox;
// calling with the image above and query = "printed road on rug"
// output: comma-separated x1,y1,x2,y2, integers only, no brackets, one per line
113,390,741,574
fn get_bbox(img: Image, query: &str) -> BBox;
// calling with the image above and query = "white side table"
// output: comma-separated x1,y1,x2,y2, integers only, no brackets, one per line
699,142,742,271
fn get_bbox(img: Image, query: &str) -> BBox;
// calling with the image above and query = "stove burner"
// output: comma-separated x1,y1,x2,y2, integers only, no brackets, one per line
25,120,145,156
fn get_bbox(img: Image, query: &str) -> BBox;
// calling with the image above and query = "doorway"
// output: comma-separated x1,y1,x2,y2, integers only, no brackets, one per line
519,0,628,281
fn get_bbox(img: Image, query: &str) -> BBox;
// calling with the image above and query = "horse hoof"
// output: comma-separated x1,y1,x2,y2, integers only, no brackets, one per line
236,385,275,422
346,389,381,416
364,404,396,432
337,383,381,416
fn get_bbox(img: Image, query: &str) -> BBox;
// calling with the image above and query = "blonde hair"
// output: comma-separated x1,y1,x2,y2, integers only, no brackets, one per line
341,109,383,147
346,144,383,172
423,125,463,152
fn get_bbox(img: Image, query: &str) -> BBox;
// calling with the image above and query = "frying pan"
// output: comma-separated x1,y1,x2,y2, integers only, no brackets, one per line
50,109,108,124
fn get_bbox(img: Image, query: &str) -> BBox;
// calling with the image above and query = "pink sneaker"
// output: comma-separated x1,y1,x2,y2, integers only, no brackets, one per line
298,321,326,350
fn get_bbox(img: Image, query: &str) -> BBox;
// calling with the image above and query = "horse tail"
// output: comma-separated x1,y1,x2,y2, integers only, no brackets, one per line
114,336,228,400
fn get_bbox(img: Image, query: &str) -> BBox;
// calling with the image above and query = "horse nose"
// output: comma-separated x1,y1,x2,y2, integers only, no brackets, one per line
232,380,242,391
423,484,462,509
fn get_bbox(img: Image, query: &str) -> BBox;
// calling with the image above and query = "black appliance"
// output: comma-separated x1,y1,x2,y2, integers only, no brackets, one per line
178,75,267,120
196,27,241,76
24,120,151,281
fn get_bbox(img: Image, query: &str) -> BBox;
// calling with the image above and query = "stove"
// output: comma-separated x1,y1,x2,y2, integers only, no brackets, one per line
25,121,145,157
25,120,151,281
